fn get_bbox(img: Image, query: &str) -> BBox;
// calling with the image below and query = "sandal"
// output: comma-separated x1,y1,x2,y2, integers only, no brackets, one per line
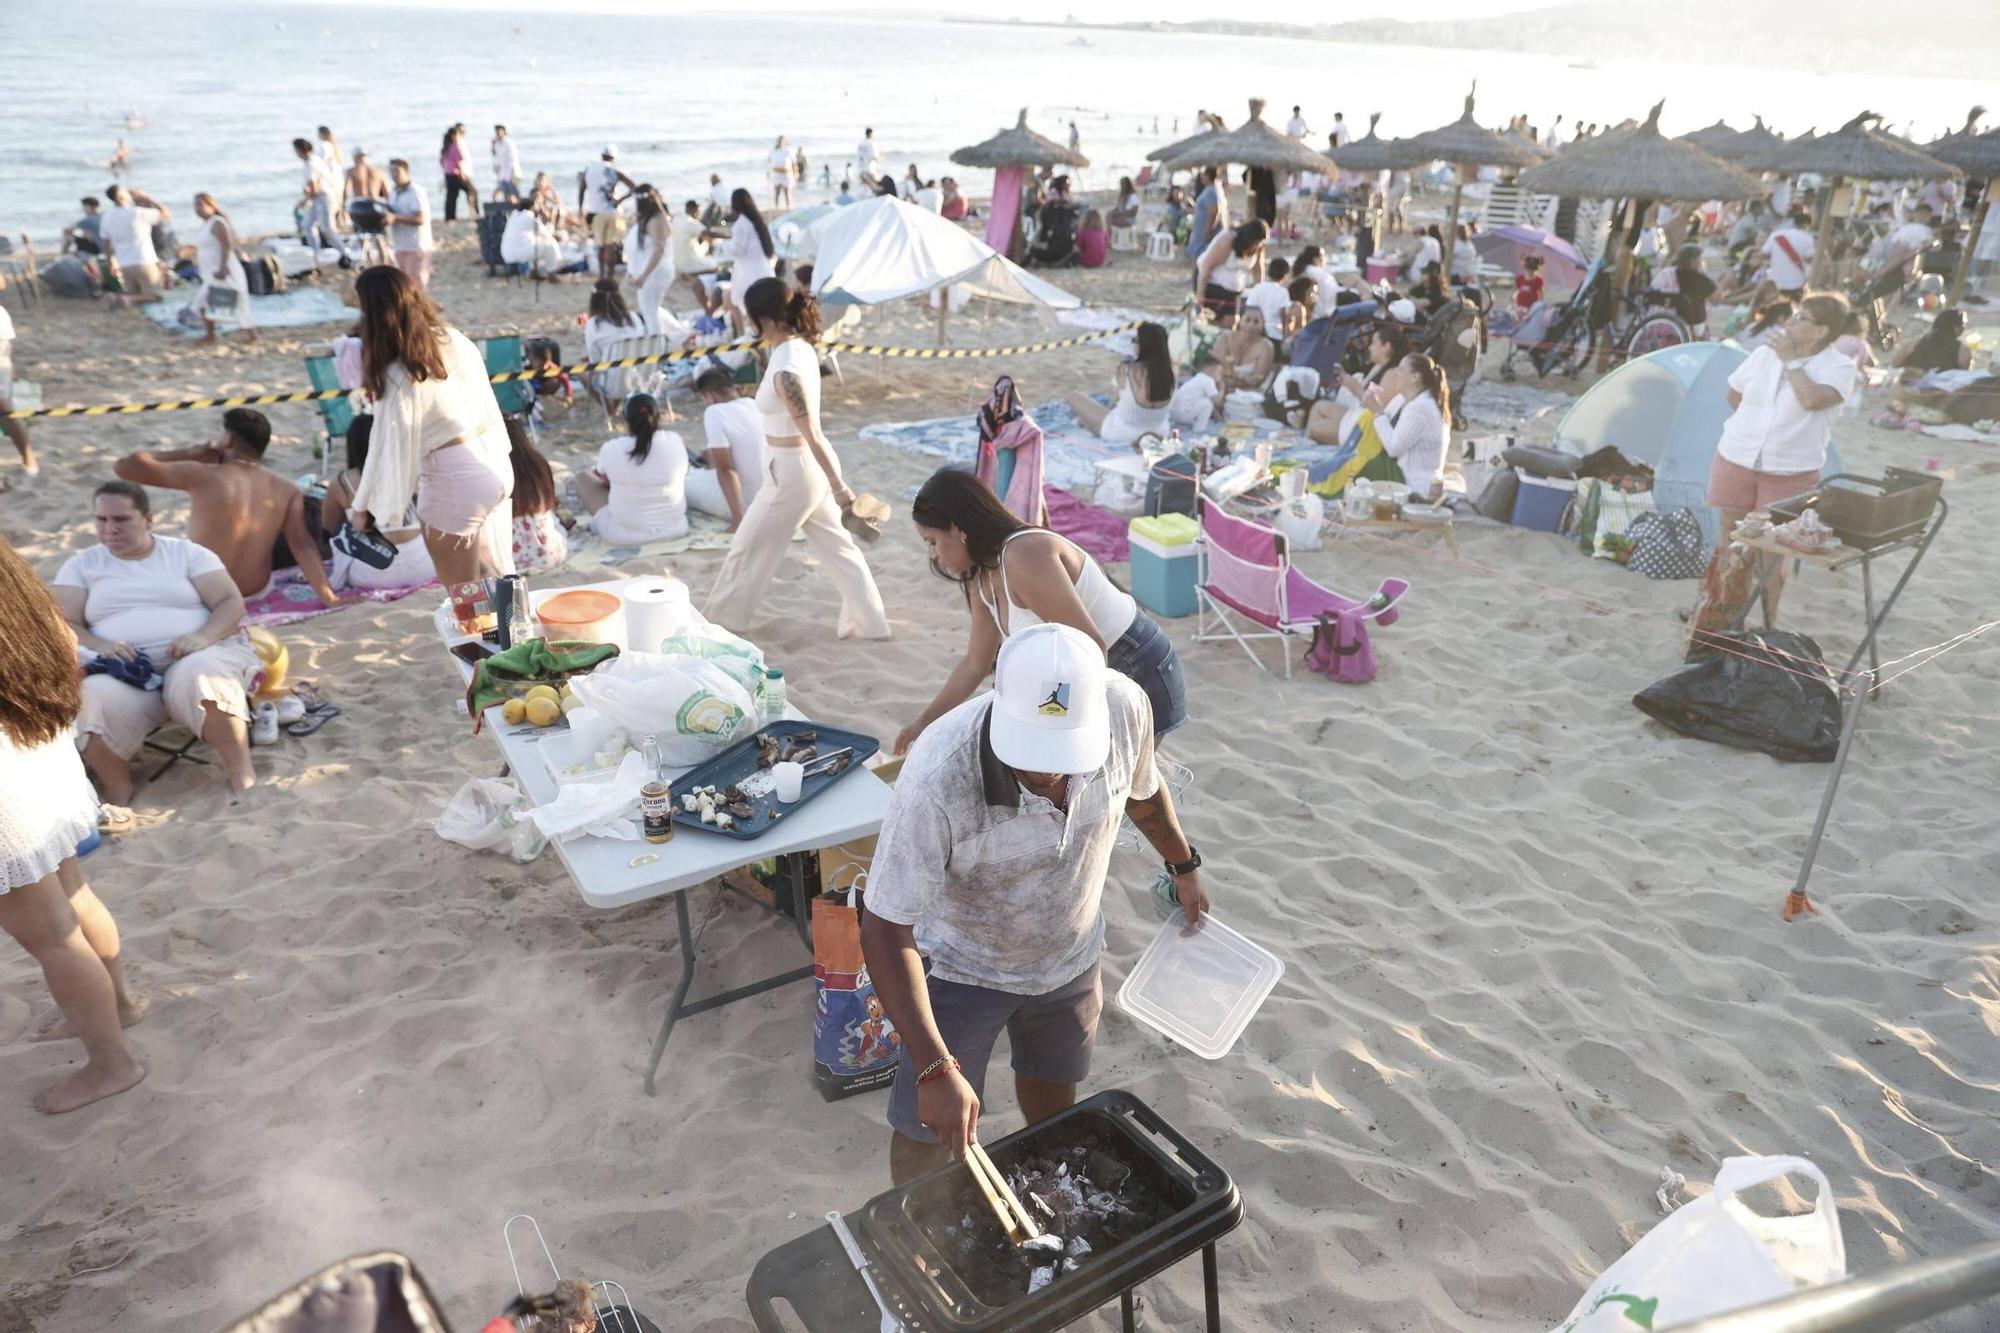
290,681,329,711
98,804,135,833
285,704,341,738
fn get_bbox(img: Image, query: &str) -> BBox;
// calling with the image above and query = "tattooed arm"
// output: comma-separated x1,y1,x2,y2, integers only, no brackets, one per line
773,368,855,506
1126,778,1209,927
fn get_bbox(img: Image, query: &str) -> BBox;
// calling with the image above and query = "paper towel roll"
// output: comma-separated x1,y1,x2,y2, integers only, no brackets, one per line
620,578,693,654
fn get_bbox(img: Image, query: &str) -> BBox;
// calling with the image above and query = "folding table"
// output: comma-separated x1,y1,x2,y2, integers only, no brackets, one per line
436,578,892,1092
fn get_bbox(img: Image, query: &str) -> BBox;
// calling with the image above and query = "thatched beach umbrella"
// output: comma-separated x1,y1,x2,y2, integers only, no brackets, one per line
1925,106,1987,156
1771,113,1960,284
1146,113,1228,164
952,108,1090,261
1926,127,2000,300
1679,120,1739,155
1397,85,1546,257
1159,98,1340,223
1329,113,1428,173
1713,116,1788,171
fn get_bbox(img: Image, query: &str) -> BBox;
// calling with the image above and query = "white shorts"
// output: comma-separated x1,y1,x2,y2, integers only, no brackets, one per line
74,634,263,759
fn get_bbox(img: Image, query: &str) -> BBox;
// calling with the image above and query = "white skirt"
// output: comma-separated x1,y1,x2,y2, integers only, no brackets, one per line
0,727,98,891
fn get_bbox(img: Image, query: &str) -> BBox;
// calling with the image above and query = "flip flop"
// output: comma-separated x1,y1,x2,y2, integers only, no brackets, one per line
290,681,329,711
285,704,340,737
98,804,135,833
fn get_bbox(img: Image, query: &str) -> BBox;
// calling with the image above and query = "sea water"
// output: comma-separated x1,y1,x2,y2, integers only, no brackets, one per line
1,0,1989,245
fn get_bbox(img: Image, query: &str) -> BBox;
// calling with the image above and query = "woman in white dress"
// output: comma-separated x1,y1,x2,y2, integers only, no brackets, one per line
627,185,679,337
192,193,255,344
0,537,147,1114
723,188,776,327
1065,321,1174,444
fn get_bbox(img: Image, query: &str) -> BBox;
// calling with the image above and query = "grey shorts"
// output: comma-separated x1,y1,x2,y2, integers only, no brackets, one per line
887,961,1102,1144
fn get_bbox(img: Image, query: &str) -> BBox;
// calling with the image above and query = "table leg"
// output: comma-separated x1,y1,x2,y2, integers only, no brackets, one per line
643,892,700,1096
1860,558,1881,683
1787,680,1866,919
1203,1242,1221,1333
780,849,822,951
1121,1289,1137,1333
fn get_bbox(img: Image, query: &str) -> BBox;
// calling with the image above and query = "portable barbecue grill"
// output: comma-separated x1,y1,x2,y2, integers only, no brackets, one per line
747,1090,1241,1332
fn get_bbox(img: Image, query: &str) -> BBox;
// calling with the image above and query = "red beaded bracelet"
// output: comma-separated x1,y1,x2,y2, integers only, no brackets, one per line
915,1054,960,1086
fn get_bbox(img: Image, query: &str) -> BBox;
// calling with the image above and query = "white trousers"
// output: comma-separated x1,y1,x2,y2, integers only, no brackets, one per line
75,634,262,759
703,448,889,640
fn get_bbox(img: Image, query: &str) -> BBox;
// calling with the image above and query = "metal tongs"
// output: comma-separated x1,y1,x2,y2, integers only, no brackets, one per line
800,746,856,778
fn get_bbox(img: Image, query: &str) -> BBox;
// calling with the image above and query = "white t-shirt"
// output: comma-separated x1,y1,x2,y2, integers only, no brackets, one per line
492,136,522,185
1716,344,1858,475
1302,263,1343,313
594,432,689,542
1285,114,1308,139
755,337,820,439
671,214,710,272
915,185,943,213
701,397,767,502
856,138,879,171
1885,221,1932,263
303,156,337,199
584,161,622,214
727,215,775,299
1332,119,1351,146
500,209,549,264
1763,227,1815,289
1407,233,1441,280
709,181,730,208
584,314,644,364
54,537,225,661
389,183,433,253
1169,371,1218,426
1199,229,1253,292
0,303,13,375
1242,280,1288,332
768,147,794,182
102,204,161,267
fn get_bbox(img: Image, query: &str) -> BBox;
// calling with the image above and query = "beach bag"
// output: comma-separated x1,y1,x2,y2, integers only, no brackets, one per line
1549,1156,1845,1332
1473,466,1520,522
810,885,902,1101
1625,508,1707,579
242,252,285,296
1145,452,1199,518
1303,609,1378,684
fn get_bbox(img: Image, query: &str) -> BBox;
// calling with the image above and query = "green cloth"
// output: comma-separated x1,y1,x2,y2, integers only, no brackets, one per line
466,638,619,731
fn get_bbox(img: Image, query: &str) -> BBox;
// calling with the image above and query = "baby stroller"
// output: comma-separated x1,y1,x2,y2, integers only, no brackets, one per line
1413,286,1488,428
1493,299,1557,380
1289,300,1384,384
1025,200,1080,268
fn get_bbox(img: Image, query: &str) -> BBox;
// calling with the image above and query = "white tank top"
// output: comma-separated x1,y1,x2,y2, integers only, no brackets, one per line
977,530,1138,646
755,337,820,440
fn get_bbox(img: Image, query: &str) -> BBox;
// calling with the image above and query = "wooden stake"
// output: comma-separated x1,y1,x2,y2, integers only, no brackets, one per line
1949,177,1992,305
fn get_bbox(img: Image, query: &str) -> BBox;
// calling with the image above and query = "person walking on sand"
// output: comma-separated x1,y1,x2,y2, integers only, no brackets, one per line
704,277,889,641
491,124,523,203
860,622,1207,1183
769,135,795,212
294,137,339,252
0,537,148,1115
190,193,256,344
0,303,36,477
384,158,435,290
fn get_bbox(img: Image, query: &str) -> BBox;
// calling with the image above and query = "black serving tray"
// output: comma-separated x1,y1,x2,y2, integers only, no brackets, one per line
670,720,880,841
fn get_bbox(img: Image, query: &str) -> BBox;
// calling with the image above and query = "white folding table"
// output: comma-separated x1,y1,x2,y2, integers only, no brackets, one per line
435,578,892,1092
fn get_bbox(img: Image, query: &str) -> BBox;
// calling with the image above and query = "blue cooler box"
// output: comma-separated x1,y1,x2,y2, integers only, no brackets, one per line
1510,474,1577,533
1128,514,1200,618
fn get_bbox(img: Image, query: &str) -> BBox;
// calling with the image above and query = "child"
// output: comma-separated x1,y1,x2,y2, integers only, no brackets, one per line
1283,276,1318,340
1514,254,1545,312
1242,256,1290,333
1169,356,1223,432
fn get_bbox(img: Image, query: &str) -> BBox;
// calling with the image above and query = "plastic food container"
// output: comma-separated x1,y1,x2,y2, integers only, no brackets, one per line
1118,915,1283,1059
536,588,627,648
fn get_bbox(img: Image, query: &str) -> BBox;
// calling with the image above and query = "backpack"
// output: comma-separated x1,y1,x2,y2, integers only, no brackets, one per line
241,252,285,296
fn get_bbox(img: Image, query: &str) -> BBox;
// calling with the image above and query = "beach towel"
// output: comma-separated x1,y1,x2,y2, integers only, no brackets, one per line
466,639,620,733
1304,408,1392,499
985,166,1025,258
973,377,1047,524
243,569,433,629
143,285,354,337
1043,486,1129,564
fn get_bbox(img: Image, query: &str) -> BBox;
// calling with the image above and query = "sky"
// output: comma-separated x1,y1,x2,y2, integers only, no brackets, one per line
240,0,1567,18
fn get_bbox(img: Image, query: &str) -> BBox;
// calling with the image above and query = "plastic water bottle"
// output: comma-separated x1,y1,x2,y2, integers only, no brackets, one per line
763,667,788,722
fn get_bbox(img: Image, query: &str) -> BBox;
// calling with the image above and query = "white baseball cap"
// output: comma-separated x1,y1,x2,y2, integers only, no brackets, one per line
990,623,1111,776
1387,298,1418,324
601,144,618,159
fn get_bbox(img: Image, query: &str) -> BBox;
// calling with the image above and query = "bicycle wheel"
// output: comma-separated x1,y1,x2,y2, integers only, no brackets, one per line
1621,314,1689,362
1537,312,1592,377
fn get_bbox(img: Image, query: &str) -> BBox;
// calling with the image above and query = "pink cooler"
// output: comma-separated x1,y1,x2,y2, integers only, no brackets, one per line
1365,256,1400,285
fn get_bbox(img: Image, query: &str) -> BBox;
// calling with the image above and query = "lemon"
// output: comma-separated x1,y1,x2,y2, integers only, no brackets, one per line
560,694,585,716
525,684,561,707
558,682,574,700
500,698,528,726
525,696,562,727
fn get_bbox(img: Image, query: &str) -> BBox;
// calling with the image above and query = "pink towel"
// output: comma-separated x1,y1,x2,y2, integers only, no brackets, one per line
975,414,1047,525
985,166,1025,259
1043,486,1129,564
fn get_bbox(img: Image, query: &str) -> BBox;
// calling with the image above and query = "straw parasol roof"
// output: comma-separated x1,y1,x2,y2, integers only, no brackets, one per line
1329,113,1427,172
1146,115,1227,164
951,108,1088,171
1516,102,1762,202
1159,99,1339,175
1927,126,2000,180
1400,87,1545,169
1772,112,1958,181
1712,116,1788,170
1679,120,1739,154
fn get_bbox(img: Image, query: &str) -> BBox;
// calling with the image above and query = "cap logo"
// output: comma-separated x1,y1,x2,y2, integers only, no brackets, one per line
1036,681,1072,717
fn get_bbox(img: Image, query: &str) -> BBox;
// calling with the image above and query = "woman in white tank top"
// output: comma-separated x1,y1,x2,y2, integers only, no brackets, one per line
897,469,1186,755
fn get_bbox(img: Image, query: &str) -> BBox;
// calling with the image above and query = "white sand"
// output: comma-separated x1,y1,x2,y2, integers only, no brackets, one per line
2,219,1997,1331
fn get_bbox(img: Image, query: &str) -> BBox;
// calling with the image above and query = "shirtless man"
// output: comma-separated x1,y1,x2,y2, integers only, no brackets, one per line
345,147,389,205
113,408,340,606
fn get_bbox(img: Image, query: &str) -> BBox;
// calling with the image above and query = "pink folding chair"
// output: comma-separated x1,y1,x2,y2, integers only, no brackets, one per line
1194,502,1409,681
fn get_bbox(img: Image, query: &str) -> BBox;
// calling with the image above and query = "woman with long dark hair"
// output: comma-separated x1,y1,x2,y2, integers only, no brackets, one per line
1066,320,1174,442
0,535,147,1114
705,278,888,639
346,265,515,584
897,469,1186,755
439,123,476,223
628,185,678,336
504,419,567,574
576,392,690,546
724,187,776,324
1193,218,1270,326
1360,351,1450,499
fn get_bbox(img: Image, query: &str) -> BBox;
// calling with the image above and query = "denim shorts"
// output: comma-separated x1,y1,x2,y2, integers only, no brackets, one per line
1107,611,1187,738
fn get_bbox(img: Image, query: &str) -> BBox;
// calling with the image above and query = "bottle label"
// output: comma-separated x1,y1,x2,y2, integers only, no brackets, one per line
641,781,675,843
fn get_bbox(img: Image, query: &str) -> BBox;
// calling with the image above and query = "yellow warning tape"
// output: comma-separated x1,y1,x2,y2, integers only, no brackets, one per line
5,319,1151,420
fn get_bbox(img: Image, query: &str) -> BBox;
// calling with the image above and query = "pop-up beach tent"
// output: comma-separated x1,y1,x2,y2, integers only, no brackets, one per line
1554,341,1844,551
805,196,1079,342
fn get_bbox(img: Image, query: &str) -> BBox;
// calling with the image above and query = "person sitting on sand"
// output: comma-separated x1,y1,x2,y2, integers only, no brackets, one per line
113,408,339,607
320,415,437,591
687,366,764,530
0,536,148,1115
100,183,170,307
1075,208,1109,268
53,481,263,802
1169,356,1223,433
1065,321,1174,444
897,469,1188,757
1281,277,1318,342
1109,176,1139,229
1359,352,1450,500
1241,256,1291,337
1215,308,1276,393
505,420,568,574
500,200,561,276
578,392,689,547
64,196,105,257
1893,307,1972,377
0,303,36,477
940,177,971,222
860,622,1208,1183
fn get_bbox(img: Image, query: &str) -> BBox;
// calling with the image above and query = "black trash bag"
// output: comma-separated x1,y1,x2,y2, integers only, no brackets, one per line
1633,629,1843,762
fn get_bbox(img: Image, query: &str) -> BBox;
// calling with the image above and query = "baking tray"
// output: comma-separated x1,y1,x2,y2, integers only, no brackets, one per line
1769,470,1943,551
669,720,879,841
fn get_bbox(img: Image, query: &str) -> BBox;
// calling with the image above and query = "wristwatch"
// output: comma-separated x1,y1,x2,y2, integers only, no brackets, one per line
1164,845,1202,877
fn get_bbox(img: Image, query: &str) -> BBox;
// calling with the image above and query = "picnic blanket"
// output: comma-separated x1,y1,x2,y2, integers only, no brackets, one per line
1044,487,1129,563
245,569,433,628
143,285,354,337
559,504,796,571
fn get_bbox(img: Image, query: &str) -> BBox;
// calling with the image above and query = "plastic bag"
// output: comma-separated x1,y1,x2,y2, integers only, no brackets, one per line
523,750,647,841
1550,1156,1846,1332
567,651,757,765
658,624,765,699
434,778,545,862
1274,493,1325,552
1633,629,1842,763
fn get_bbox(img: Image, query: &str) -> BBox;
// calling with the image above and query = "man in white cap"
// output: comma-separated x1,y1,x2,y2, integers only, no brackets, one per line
861,622,1208,1184
577,144,635,277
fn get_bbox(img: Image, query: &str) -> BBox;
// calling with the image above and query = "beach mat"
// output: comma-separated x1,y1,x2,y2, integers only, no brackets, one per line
558,506,801,572
1044,486,1129,563
143,285,354,337
246,569,432,628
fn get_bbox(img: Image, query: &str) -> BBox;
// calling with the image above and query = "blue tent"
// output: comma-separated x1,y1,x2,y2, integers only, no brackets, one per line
1555,341,1843,551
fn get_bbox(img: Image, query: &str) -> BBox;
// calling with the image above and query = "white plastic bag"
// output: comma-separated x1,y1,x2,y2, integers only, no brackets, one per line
658,624,765,699
523,751,648,842
434,777,546,862
1274,494,1325,552
1551,1155,1846,1332
567,651,757,765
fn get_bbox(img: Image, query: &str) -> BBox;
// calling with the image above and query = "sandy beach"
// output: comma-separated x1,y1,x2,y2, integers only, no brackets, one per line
2,210,1997,1332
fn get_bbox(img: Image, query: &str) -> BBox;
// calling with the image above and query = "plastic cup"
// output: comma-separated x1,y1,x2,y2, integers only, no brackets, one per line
773,761,804,803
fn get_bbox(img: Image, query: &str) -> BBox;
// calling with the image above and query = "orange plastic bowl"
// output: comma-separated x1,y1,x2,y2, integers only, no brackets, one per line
536,589,626,645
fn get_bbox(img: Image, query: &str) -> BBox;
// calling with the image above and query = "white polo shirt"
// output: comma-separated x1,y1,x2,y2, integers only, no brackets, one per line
1715,344,1858,476
1762,227,1815,290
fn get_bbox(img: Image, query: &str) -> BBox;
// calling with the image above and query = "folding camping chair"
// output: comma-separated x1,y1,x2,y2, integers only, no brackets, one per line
303,346,358,479
585,332,672,428
475,328,536,417
1194,502,1409,680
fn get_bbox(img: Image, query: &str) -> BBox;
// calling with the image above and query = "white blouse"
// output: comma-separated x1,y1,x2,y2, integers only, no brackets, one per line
351,328,505,520
1382,391,1446,499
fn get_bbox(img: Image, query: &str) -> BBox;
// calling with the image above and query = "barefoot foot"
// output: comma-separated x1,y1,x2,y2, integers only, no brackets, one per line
33,1056,146,1113
31,994,149,1043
